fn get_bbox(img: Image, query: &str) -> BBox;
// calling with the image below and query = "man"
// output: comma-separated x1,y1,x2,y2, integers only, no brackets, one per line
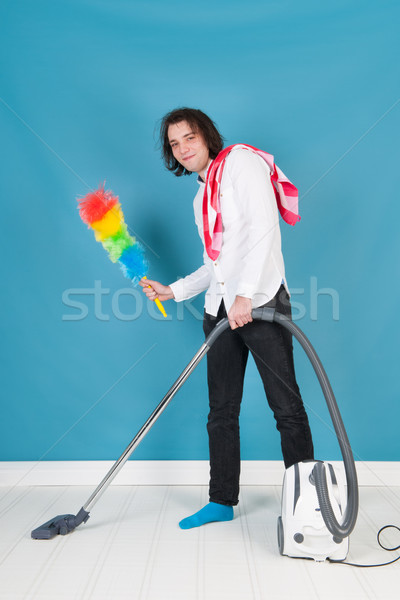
139,107,314,529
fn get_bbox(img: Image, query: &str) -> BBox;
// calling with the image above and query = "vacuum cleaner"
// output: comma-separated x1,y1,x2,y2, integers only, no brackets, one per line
31,307,358,562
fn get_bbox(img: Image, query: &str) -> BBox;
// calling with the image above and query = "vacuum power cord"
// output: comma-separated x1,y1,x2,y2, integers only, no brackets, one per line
329,525,400,568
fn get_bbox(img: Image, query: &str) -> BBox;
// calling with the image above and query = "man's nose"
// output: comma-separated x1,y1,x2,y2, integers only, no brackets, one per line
180,141,190,155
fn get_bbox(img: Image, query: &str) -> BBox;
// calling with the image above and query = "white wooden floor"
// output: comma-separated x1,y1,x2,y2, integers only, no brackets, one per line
0,484,399,600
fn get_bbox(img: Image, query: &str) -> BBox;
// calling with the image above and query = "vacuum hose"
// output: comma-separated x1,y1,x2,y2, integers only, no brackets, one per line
244,307,358,540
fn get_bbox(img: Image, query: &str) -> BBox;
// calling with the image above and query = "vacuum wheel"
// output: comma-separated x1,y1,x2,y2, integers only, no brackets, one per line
277,516,284,555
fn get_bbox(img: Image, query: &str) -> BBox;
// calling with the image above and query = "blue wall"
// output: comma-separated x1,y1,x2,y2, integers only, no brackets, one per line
1,0,399,462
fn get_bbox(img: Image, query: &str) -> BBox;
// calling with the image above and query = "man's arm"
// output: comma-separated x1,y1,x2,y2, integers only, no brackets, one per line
140,264,211,304
226,149,280,329
168,264,212,302
230,149,280,296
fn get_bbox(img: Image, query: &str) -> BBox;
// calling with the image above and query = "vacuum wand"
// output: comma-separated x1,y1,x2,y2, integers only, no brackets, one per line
31,311,265,540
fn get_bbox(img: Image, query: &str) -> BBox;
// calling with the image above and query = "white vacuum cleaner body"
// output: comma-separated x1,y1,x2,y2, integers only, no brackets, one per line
278,461,349,562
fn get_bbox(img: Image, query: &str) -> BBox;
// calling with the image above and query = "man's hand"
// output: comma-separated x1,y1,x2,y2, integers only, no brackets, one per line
139,278,174,302
228,296,253,330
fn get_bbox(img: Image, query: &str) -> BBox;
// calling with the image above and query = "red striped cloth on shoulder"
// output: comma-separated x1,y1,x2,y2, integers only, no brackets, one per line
202,144,300,261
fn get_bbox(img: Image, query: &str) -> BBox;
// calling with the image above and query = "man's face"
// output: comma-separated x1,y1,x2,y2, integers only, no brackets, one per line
168,120,211,177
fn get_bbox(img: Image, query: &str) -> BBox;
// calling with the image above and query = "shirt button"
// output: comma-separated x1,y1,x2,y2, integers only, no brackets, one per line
214,262,217,266
221,282,224,286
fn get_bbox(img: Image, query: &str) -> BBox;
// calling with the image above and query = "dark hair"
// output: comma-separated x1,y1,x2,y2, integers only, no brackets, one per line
159,107,224,176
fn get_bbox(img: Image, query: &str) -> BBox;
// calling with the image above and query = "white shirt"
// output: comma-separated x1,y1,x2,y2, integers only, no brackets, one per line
169,148,288,316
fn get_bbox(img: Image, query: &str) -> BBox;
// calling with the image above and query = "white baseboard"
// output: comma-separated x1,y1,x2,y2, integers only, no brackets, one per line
0,461,399,487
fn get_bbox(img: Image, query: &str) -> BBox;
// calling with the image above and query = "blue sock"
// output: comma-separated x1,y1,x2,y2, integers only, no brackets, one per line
179,502,234,529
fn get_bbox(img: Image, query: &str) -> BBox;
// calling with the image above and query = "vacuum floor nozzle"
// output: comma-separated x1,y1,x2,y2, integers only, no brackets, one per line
31,508,90,539
31,515,76,539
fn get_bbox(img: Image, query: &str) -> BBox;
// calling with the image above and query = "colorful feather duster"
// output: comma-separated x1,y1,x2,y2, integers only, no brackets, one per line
77,184,166,317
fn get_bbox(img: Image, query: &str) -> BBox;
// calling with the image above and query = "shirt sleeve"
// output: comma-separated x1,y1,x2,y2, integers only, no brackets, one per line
169,263,212,302
226,149,280,299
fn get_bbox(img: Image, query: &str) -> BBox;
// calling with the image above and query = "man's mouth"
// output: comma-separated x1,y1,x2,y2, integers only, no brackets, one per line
183,154,195,162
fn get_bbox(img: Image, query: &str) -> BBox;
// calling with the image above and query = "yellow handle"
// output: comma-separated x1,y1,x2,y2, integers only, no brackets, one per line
154,298,167,318
143,276,167,318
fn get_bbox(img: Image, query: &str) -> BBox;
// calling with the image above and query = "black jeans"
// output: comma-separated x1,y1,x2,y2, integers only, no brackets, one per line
203,285,314,506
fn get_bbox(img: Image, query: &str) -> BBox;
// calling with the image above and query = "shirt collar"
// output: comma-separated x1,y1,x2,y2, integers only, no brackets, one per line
197,159,213,186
